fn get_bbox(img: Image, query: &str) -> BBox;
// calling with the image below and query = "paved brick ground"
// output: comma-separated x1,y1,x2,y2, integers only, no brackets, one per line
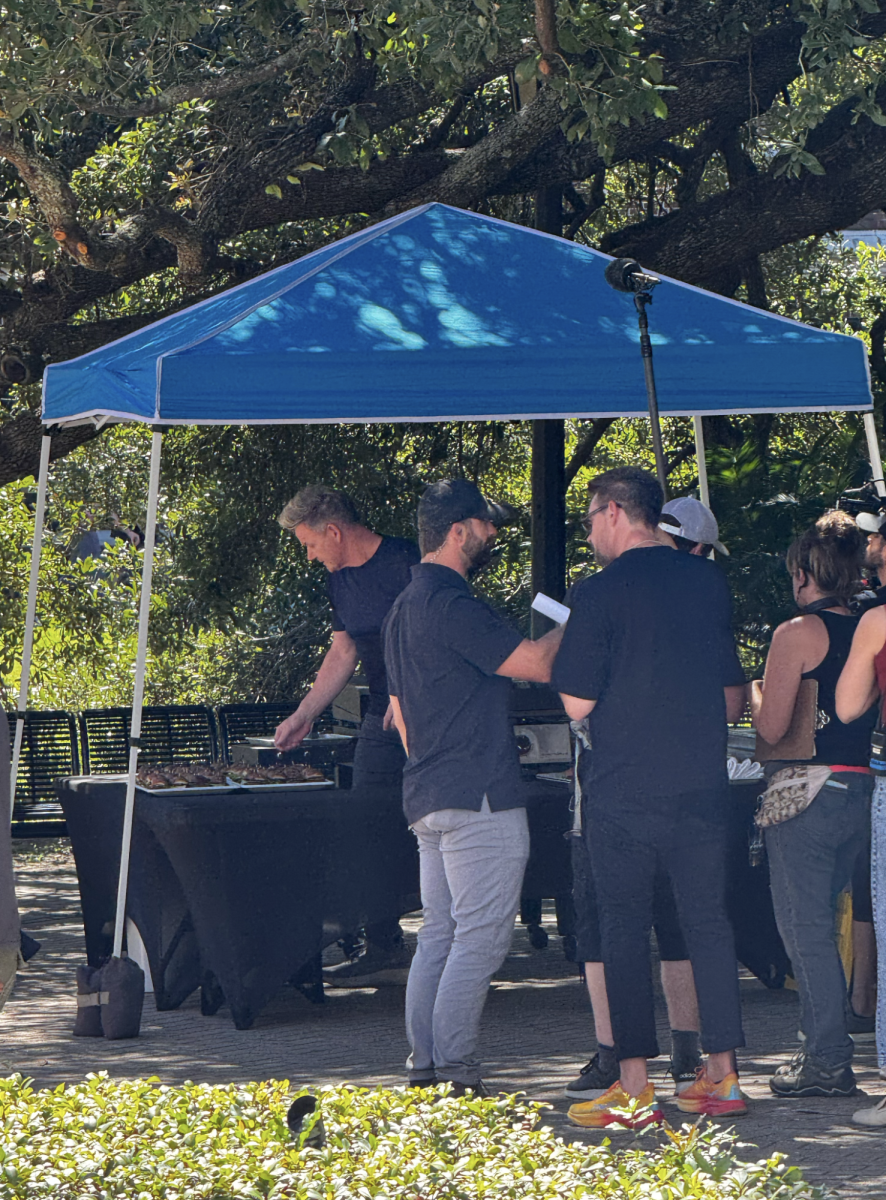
5,841,886,1197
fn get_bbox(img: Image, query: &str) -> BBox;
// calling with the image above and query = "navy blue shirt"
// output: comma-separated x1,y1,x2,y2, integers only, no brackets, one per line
552,547,745,806
327,536,420,716
383,563,524,824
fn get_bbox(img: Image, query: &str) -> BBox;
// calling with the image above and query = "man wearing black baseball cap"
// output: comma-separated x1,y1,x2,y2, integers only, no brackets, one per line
383,479,562,1095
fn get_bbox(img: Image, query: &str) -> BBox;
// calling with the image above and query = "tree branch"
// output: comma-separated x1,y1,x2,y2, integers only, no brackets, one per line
535,0,560,64
75,45,305,121
0,135,89,254
383,83,566,214
565,418,615,484
604,85,886,289
0,411,107,488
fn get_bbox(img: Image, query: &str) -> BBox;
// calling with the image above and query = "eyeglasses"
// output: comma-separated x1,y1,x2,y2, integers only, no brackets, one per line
581,501,620,533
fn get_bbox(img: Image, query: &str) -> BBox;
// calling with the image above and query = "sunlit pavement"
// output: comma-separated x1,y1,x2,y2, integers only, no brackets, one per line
6,842,885,1197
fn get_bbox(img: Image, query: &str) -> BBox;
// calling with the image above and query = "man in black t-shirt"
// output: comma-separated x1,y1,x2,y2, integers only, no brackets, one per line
552,466,747,1130
276,484,420,985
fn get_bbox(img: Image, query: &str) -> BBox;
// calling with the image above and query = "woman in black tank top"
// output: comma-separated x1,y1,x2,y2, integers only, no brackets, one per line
802,610,876,766
751,512,876,1098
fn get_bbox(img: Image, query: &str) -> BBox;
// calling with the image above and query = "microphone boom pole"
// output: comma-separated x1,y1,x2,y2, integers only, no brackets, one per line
604,258,668,498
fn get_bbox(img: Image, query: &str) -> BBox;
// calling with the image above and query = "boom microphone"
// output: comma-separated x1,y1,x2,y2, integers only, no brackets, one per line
604,257,661,294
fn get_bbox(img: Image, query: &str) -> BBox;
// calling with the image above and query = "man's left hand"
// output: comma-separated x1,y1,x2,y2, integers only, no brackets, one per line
383,702,395,731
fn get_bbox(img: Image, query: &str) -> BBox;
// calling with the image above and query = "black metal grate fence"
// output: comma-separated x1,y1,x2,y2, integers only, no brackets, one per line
8,702,322,833
79,706,219,774
216,703,296,762
7,710,80,811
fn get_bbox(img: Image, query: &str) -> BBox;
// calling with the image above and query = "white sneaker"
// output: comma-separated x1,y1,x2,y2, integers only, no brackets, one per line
852,1096,886,1127
880,1065,886,1082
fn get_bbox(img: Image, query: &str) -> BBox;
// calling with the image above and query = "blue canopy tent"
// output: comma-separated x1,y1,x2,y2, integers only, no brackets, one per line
25,201,880,959
44,202,872,425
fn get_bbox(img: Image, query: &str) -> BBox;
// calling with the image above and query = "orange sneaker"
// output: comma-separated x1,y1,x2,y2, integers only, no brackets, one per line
675,1070,747,1117
567,1081,664,1130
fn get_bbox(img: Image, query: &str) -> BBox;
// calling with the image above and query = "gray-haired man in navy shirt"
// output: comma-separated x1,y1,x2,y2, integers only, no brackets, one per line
383,479,562,1095
275,484,420,985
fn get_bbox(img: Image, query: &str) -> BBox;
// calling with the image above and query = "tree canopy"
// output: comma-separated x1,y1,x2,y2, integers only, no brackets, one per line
3,0,886,479
3,0,886,715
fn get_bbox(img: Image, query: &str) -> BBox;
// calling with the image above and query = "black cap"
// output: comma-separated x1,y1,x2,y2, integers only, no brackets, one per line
418,479,514,531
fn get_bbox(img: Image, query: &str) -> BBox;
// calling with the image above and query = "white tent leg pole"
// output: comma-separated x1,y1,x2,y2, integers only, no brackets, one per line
10,433,52,817
692,416,711,509
863,412,886,499
112,430,163,960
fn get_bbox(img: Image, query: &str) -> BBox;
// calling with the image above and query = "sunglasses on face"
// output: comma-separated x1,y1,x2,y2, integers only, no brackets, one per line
581,501,621,534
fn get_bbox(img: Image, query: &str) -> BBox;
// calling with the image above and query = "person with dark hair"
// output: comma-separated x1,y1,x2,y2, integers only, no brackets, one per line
552,466,748,1129
383,479,562,1095
275,483,420,985
752,510,877,1098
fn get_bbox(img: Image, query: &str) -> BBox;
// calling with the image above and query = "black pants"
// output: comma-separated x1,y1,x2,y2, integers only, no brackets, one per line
586,795,745,1062
352,712,408,948
571,826,688,963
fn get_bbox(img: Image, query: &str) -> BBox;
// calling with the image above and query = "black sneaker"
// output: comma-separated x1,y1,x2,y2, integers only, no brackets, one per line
322,939,413,987
769,1049,857,1098
564,1052,620,1100
847,1007,876,1037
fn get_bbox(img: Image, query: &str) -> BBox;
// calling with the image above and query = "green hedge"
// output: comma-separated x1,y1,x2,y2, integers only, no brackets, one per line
0,1074,829,1199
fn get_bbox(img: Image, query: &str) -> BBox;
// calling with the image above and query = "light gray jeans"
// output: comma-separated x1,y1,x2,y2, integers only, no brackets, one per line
405,801,529,1086
872,777,886,1069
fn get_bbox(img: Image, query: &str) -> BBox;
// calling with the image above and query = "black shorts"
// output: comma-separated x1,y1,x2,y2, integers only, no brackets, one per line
571,825,688,962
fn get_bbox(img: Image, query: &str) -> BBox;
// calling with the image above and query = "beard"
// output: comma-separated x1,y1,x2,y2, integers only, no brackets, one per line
590,542,611,569
865,550,884,576
463,528,497,573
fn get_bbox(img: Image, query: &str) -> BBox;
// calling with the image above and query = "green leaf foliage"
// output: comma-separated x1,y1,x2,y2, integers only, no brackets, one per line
0,1073,832,1199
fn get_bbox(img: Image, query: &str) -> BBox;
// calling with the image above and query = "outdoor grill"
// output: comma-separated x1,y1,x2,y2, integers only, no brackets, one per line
509,683,572,777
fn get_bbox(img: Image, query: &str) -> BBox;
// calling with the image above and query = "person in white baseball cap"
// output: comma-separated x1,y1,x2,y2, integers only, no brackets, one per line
855,510,886,611
659,497,729,557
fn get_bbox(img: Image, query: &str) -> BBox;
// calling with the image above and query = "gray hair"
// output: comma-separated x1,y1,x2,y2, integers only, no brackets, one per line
278,485,360,532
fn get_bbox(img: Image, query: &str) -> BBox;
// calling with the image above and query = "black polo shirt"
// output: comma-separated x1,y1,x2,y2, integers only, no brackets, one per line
383,563,524,825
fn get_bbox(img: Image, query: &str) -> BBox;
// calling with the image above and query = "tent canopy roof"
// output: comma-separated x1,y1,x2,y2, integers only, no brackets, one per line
42,203,872,427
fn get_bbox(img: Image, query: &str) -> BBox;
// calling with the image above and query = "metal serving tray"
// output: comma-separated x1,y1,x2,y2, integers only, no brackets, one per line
226,778,335,791
136,783,239,796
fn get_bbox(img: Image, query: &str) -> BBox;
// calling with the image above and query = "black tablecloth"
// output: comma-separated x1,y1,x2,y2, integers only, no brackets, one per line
59,778,422,1028
724,779,791,989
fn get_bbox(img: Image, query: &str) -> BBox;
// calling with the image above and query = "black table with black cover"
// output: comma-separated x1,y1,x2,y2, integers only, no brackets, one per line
59,777,421,1029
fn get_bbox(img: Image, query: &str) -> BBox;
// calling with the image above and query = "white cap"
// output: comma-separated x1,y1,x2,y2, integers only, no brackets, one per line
659,497,729,555
856,511,886,534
